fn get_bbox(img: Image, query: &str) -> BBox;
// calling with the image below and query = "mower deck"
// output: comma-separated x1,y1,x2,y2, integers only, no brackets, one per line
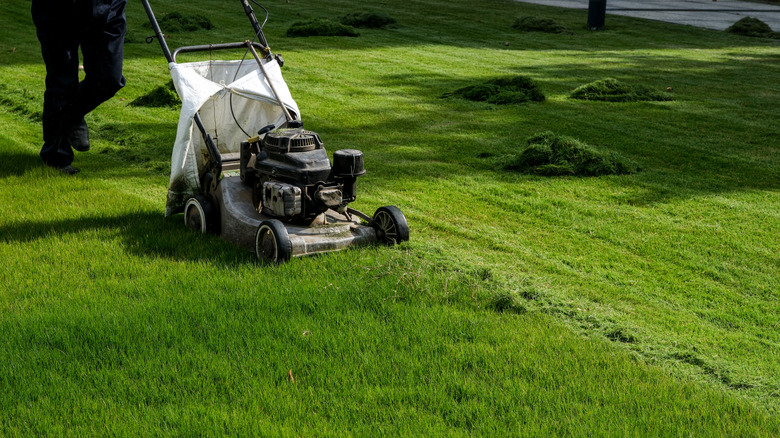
215,175,378,257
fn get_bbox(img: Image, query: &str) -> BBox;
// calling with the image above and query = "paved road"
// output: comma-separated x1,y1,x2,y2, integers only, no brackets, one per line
515,0,780,30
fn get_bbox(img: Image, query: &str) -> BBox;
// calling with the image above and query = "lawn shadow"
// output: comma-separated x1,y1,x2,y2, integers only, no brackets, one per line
0,118,177,180
0,212,258,266
0,150,43,177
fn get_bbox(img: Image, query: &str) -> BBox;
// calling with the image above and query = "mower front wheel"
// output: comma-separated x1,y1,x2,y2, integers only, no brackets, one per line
184,196,218,234
255,220,292,263
373,206,409,245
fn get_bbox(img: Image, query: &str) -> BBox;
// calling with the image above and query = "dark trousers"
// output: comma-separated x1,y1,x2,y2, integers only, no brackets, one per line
32,0,127,167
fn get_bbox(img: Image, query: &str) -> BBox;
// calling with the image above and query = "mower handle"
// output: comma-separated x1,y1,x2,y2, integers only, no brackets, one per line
141,0,173,62
141,0,274,64
172,42,269,63
239,0,270,48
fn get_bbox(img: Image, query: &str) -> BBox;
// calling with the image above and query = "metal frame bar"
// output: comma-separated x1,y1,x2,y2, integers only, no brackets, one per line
172,42,269,63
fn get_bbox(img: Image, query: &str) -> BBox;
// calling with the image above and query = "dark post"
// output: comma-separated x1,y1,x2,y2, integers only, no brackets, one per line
587,0,607,30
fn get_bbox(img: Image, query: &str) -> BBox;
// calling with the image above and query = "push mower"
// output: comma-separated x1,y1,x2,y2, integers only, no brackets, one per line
141,0,409,262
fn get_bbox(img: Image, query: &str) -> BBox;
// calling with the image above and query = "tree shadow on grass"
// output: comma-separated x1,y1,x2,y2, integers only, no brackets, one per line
0,211,257,266
125,0,780,56
322,50,778,206
4,0,779,68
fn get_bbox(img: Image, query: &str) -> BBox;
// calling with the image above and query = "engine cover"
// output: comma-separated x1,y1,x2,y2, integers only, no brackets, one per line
253,149,332,185
239,127,365,222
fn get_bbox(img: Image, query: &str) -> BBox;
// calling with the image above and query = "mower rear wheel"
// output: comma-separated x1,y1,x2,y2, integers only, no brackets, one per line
372,206,409,245
184,196,218,234
255,220,292,263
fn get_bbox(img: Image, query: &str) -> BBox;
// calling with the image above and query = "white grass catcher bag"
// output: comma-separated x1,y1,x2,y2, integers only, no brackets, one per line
166,58,299,215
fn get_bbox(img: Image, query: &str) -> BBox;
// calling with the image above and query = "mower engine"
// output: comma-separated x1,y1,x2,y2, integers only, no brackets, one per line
239,125,365,223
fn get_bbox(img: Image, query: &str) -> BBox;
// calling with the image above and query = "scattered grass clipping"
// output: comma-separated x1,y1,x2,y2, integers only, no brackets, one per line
339,12,396,28
130,80,179,108
726,17,780,39
144,11,214,32
570,78,672,102
0,83,42,121
512,16,569,34
488,292,528,314
287,19,359,37
443,76,545,105
505,131,640,176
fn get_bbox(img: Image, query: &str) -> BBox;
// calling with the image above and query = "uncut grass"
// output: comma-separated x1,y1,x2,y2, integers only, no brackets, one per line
2,0,780,433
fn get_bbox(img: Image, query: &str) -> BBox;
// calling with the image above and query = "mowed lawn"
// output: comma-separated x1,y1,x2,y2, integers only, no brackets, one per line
1,0,779,435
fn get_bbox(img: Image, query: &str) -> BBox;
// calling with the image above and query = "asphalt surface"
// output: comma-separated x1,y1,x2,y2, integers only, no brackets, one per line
515,0,780,30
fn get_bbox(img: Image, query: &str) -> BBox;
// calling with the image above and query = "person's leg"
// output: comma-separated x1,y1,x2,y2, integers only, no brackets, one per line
32,0,80,168
63,0,126,152
78,0,126,116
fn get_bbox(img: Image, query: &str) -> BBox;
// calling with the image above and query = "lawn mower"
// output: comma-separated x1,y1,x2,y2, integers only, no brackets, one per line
141,0,408,262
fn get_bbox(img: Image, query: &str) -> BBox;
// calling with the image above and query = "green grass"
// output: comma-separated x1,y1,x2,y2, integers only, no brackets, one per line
1,0,779,435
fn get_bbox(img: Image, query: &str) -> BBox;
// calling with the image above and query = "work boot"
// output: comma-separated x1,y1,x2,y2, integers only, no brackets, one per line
57,165,80,175
68,117,90,152
46,162,80,175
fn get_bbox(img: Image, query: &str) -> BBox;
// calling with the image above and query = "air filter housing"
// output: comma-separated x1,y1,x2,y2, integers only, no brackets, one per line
332,149,366,178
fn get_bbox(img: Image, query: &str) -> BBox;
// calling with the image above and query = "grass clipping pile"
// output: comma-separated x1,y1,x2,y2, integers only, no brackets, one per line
726,17,779,39
287,19,359,37
512,16,570,34
131,80,179,108
570,78,672,102
339,12,396,28
444,76,545,105
506,132,640,177
144,11,214,32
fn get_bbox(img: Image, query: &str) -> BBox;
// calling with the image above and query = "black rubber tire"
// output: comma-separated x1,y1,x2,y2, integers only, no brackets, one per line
372,206,409,245
184,196,218,234
255,219,292,263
